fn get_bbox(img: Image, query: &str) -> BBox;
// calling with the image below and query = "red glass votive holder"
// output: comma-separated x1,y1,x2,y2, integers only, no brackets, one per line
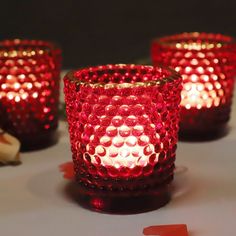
151,32,236,139
64,64,182,213
0,39,62,150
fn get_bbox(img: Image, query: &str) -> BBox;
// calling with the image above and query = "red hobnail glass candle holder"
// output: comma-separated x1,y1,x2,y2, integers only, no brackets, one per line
0,39,62,150
151,32,236,139
64,64,182,213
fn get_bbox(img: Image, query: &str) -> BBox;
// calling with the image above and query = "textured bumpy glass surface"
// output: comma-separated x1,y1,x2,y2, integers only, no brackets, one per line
152,32,236,136
64,65,182,195
0,39,61,149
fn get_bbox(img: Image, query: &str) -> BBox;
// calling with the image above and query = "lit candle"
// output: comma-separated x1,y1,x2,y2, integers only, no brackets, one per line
152,32,235,139
0,39,61,150
64,64,182,213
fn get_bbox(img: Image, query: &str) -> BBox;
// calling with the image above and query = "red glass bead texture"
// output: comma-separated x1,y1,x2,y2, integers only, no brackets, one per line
0,39,62,150
151,32,236,137
64,64,182,213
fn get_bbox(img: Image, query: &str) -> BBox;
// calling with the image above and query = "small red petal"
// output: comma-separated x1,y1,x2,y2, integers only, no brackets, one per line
59,162,75,180
143,224,188,236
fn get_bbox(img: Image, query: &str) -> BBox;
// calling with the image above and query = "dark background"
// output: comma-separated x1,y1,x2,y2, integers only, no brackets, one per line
1,0,236,68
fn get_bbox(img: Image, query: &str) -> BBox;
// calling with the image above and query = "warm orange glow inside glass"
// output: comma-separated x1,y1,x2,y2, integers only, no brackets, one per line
64,65,182,190
0,39,61,147
152,33,235,111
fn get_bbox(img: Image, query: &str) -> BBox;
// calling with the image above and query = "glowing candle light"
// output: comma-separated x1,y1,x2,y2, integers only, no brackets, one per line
64,64,182,213
0,39,61,150
151,32,236,139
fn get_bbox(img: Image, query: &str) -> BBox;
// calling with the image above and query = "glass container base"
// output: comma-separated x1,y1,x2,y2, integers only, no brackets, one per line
179,124,228,141
66,182,171,214
19,129,59,152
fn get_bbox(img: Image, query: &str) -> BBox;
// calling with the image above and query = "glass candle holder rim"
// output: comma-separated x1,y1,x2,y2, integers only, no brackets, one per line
152,32,235,50
0,39,61,58
64,64,181,88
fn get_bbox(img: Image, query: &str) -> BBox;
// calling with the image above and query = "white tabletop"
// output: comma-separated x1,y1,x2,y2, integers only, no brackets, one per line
1,91,236,236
